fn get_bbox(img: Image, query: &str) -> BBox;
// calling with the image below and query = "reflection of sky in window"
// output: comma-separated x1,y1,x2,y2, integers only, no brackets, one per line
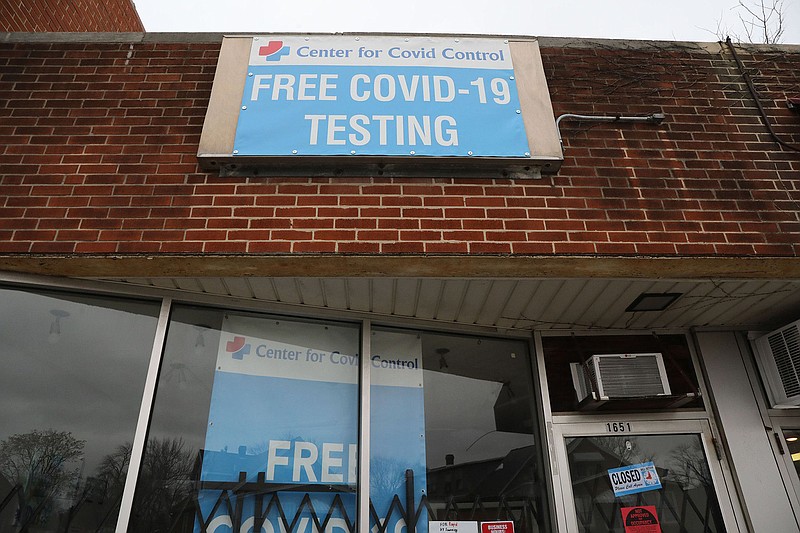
146,309,363,459
0,288,159,474
144,310,223,453
568,433,713,490
148,311,542,478
423,371,534,468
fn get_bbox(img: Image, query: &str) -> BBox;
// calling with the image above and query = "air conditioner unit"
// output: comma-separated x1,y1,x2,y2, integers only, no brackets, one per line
571,353,671,402
754,319,800,407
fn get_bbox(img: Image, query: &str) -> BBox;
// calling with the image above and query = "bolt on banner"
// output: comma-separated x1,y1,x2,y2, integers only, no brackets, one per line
233,36,530,158
196,315,427,533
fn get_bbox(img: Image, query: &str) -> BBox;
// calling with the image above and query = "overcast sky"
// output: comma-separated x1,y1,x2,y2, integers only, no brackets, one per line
135,0,799,44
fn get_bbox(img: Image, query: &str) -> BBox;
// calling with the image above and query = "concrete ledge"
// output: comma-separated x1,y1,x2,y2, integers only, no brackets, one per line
1,254,800,280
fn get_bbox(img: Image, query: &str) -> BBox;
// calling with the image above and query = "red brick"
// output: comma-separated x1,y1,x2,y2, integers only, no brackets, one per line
29,241,76,253
293,241,337,253
159,241,206,253
443,208,486,218
339,195,381,206
381,242,425,253
335,218,376,229
271,230,314,241
423,197,467,207
248,219,292,229
14,229,57,240
360,208,402,218
421,219,462,230
359,230,400,241
464,219,503,230
337,242,381,253
382,196,423,207
247,241,293,253
486,231,528,242
512,242,555,254
297,195,338,207
554,242,596,253
81,218,123,230
399,230,441,241
469,242,512,253
275,207,317,218
314,230,357,241
75,242,118,253
115,241,161,253
204,241,248,253
379,219,420,230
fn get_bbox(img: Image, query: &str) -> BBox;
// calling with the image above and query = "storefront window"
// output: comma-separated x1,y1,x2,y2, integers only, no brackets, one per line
131,306,360,532
0,287,160,533
370,328,551,533
122,303,550,532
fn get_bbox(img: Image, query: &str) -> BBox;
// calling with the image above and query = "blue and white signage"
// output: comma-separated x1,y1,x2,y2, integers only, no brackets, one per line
233,36,530,158
196,315,427,533
608,462,662,497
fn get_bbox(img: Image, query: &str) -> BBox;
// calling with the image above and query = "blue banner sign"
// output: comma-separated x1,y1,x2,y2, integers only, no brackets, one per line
196,316,427,533
233,36,530,158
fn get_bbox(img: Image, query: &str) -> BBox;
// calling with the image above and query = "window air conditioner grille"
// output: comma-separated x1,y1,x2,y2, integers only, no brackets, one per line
767,325,800,398
586,353,671,399
570,353,672,403
595,356,669,397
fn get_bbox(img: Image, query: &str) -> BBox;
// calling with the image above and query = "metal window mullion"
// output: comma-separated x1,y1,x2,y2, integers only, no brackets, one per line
358,319,371,533
115,297,172,533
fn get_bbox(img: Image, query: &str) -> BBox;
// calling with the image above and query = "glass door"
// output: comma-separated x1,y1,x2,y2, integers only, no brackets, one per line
552,419,741,533
772,423,800,516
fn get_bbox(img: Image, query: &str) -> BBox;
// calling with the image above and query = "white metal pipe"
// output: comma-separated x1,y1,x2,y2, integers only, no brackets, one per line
555,112,666,148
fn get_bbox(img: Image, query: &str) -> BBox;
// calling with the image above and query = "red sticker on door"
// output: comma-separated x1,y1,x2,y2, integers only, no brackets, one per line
621,506,662,533
480,521,514,533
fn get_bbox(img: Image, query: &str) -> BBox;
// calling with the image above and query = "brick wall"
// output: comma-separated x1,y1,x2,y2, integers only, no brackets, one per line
1,36,799,257
0,0,144,32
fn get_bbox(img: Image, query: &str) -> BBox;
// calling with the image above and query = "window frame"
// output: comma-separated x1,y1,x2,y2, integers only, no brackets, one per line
0,272,548,533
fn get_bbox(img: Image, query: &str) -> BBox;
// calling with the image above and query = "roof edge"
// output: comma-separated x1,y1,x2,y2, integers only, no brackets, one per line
2,32,799,52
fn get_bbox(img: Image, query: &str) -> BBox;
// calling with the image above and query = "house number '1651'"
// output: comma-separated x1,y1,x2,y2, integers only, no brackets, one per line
606,422,632,433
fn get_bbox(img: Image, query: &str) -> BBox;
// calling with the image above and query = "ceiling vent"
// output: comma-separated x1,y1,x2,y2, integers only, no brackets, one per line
571,353,671,402
754,320,800,407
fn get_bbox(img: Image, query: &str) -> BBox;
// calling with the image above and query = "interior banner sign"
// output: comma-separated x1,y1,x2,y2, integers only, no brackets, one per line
233,36,531,158
196,315,427,533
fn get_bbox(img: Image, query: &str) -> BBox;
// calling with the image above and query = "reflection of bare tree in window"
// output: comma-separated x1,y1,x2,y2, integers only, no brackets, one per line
248,434,302,457
82,441,134,526
129,438,195,532
96,442,132,496
589,437,647,465
370,457,407,502
0,429,85,529
669,441,712,490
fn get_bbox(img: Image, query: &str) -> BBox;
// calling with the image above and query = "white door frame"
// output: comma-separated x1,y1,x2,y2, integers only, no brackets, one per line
550,418,742,533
